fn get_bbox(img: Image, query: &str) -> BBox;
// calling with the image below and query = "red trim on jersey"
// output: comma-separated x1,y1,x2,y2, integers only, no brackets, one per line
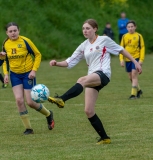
67,51,84,66
99,46,107,71
100,46,106,61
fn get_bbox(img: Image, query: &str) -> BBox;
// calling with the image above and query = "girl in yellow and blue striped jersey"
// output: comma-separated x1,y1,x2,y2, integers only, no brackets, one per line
2,22,54,134
119,20,145,99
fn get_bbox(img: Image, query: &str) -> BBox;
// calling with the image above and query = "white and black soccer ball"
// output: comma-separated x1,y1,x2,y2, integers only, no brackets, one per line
31,84,50,103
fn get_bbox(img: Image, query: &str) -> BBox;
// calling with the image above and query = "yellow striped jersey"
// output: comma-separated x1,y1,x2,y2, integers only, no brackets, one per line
119,32,145,62
3,36,41,74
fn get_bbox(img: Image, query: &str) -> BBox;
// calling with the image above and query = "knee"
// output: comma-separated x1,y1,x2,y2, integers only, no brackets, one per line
132,70,138,77
77,77,84,83
26,99,35,108
16,97,24,106
84,108,94,117
77,77,86,86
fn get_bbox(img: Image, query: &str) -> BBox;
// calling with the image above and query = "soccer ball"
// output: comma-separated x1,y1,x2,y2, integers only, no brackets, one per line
31,84,50,103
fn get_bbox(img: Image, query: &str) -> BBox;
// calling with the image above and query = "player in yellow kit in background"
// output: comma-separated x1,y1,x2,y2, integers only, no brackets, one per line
119,20,145,99
0,55,8,88
1,22,54,134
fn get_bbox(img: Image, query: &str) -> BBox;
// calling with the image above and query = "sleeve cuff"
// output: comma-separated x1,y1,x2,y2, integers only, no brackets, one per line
32,68,37,71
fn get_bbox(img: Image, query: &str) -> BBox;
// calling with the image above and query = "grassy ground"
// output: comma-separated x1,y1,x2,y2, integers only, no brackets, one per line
0,55,153,160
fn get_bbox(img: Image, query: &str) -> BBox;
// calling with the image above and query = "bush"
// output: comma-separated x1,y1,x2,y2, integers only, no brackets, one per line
0,0,152,59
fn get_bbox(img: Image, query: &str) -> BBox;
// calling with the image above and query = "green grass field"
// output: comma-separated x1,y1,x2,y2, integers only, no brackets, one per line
0,55,153,160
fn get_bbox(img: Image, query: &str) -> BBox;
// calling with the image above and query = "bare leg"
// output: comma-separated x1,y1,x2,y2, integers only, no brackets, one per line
12,85,32,130
131,69,138,87
85,88,109,139
24,89,41,110
24,89,54,130
130,69,138,97
12,84,27,113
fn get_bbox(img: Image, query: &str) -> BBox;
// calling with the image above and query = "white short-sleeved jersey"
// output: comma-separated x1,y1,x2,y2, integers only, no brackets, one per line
66,36,124,79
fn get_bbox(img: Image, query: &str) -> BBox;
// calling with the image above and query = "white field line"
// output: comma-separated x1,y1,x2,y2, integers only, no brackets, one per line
1,101,153,107
0,100,16,104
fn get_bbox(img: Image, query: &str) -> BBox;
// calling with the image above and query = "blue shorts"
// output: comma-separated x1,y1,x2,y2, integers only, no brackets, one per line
10,71,36,89
125,58,139,72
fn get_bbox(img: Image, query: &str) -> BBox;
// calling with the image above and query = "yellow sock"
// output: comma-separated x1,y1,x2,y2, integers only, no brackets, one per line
20,114,32,129
131,86,137,96
137,84,141,91
37,104,50,117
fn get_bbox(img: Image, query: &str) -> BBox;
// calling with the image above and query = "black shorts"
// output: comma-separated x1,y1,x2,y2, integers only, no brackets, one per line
88,71,110,92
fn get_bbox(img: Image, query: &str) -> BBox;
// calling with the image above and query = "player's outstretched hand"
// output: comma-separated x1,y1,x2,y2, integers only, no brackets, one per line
135,62,142,74
49,60,57,66
0,52,6,60
28,70,36,79
139,61,143,66
4,74,9,84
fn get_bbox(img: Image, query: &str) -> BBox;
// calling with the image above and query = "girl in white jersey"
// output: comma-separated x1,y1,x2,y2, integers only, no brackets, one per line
48,19,142,144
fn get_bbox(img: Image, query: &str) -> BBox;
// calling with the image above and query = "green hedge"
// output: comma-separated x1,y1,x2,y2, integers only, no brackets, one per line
0,0,152,59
